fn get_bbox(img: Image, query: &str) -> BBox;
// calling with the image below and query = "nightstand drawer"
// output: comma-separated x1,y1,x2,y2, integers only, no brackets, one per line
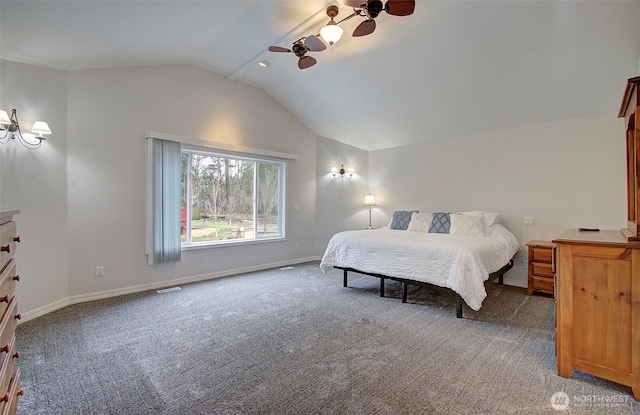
531,276,554,294
531,261,554,278
530,246,553,263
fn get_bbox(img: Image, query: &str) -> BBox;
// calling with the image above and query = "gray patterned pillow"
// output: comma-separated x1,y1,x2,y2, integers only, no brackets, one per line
428,212,451,234
390,210,417,230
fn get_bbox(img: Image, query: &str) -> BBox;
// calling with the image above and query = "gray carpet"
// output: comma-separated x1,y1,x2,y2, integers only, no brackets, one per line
15,262,640,414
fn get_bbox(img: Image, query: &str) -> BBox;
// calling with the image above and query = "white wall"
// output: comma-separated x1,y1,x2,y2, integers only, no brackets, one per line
1,61,333,319
369,113,627,287
65,64,319,299
315,136,370,251
0,60,69,312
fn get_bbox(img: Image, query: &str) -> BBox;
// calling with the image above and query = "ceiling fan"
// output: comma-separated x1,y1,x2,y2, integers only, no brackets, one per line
268,35,327,70
342,0,415,37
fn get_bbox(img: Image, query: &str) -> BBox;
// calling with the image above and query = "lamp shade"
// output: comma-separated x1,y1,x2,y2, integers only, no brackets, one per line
363,193,376,206
0,110,10,126
31,121,51,138
320,21,344,45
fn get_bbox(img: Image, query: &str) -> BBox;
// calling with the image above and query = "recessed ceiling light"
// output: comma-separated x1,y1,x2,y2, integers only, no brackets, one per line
258,60,271,68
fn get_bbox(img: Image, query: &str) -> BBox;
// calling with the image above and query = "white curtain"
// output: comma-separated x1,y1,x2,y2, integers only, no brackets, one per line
147,137,181,265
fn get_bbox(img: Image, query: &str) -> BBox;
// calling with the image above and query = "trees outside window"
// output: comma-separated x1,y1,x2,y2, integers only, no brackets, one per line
181,149,284,245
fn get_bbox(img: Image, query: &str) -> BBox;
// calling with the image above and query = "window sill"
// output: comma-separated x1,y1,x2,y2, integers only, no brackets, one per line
181,236,286,251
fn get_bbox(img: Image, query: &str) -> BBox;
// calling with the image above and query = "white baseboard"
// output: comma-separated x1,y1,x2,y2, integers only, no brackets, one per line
501,274,527,289
19,256,322,323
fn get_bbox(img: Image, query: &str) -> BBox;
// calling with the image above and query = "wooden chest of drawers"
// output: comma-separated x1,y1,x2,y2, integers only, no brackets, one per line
527,240,556,297
554,229,640,401
0,210,22,415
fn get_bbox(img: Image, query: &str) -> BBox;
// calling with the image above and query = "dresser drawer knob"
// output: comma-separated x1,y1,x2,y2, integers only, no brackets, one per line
0,393,8,403
17,388,24,397
12,236,20,243
14,313,21,321
12,275,19,282
0,244,9,253
0,296,9,303
12,351,19,359
0,344,8,353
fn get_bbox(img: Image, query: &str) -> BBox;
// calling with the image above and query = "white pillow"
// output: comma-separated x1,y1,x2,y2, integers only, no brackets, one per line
407,212,432,232
458,211,500,227
450,214,485,236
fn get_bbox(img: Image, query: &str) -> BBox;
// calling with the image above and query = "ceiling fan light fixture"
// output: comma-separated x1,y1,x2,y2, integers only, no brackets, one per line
320,20,344,46
320,5,344,46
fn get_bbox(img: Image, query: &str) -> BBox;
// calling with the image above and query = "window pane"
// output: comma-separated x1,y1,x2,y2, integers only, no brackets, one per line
257,163,280,238
181,147,285,247
187,154,255,242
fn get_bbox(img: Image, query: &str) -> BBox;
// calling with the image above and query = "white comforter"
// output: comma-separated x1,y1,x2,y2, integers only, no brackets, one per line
320,224,521,311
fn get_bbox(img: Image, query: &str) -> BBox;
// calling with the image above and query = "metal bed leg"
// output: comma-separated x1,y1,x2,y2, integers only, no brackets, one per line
379,277,385,297
343,269,348,287
402,282,408,303
456,295,463,318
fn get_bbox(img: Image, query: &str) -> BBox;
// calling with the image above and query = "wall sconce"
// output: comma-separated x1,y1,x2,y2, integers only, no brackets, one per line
0,108,51,150
363,193,377,229
331,164,354,180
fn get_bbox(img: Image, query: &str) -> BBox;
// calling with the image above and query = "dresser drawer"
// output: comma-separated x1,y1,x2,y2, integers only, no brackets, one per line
0,301,18,358
0,223,18,272
0,262,17,321
531,261,555,278
0,335,17,405
0,368,21,415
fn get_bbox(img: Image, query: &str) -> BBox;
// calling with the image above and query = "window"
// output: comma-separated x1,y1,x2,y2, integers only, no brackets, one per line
180,147,286,247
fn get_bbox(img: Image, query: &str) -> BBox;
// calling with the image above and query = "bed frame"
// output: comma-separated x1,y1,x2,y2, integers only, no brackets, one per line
335,259,514,318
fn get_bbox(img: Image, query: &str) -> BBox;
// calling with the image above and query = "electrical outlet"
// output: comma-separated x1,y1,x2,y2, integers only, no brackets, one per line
524,217,535,226
294,243,299,250
523,259,528,269
96,266,104,277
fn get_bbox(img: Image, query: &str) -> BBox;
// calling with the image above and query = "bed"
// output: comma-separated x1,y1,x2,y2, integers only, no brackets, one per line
319,211,521,318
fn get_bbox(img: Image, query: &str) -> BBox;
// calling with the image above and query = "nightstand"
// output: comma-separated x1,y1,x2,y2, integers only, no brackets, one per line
527,240,556,297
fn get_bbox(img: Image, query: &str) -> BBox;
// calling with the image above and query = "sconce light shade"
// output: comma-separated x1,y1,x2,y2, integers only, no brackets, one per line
32,121,52,139
331,164,354,180
363,193,377,206
0,108,51,149
0,111,11,126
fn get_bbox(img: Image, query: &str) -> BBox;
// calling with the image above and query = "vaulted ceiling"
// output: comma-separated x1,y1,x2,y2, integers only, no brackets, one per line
1,1,639,151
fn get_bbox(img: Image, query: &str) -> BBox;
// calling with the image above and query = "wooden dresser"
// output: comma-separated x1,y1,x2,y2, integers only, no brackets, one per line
553,229,639,401
0,210,23,414
526,240,555,297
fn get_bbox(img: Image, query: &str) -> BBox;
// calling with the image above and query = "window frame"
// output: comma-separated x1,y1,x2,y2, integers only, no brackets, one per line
180,145,287,250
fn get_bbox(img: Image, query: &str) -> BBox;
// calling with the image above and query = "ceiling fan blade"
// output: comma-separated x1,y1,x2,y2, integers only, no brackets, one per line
342,0,365,7
268,46,291,53
298,56,317,70
304,35,327,52
385,0,415,16
353,19,376,37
